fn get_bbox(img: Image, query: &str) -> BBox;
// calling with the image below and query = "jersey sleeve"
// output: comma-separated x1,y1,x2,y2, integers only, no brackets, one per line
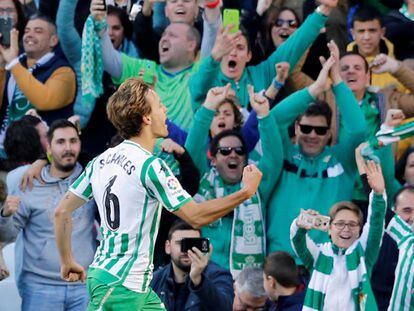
144,158,192,212
69,159,95,201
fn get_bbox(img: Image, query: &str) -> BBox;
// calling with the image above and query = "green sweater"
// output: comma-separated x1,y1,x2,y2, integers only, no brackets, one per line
266,82,367,261
188,11,328,111
113,56,199,131
186,107,283,269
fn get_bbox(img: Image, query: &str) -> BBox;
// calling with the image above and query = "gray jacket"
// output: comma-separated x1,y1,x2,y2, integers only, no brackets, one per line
0,163,96,286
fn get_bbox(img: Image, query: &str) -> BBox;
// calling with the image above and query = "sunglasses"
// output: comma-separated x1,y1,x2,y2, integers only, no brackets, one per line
275,18,298,28
217,146,245,156
298,124,329,135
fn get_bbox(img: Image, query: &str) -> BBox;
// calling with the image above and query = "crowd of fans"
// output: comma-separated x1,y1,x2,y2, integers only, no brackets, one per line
0,0,413,310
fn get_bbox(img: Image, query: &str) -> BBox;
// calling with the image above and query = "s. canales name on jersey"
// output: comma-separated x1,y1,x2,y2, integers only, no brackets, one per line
99,152,136,175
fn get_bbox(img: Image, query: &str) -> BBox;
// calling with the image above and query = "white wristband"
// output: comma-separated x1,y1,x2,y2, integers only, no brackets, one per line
5,57,20,71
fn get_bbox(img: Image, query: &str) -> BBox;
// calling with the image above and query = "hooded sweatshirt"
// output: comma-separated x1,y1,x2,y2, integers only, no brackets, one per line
0,163,96,286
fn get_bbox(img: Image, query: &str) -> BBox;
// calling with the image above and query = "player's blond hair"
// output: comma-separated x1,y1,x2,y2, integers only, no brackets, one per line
107,78,152,139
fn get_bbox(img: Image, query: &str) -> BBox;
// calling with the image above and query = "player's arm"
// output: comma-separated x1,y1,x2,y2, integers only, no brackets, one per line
173,165,262,229
54,191,87,282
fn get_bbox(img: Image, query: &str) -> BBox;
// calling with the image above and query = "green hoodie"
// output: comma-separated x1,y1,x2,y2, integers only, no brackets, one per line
266,82,367,262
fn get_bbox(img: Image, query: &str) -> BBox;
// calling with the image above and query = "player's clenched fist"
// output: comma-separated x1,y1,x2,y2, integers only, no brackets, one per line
2,196,20,217
241,164,262,197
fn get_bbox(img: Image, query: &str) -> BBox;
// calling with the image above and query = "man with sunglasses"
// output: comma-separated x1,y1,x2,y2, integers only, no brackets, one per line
190,86,283,275
266,50,367,263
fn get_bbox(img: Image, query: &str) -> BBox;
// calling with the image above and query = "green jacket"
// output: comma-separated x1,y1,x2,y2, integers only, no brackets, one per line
266,82,367,261
186,107,283,269
188,11,328,111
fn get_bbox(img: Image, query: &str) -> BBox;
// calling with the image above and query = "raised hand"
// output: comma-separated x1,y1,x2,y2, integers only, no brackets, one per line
256,0,272,16
211,26,242,62
160,138,185,156
275,62,290,84
2,196,20,217
20,159,47,191
366,160,385,194
241,164,262,198
248,84,269,118
188,245,211,286
317,0,338,15
0,29,19,64
90,0,106,21
204,83,233,110
370,54,400,74
327,40,341,84
308,54,336,98
385,109,405,128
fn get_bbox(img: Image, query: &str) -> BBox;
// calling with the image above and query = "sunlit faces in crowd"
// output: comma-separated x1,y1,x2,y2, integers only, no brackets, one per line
328,203,363,249
295,115,331,157
210,98,243,138
394,187,414,227
165,0,198,24
165,229,201,272
403,151,414,185
339,54,370,98
351,19,385,57
211,133,247,185
271,8,299,48
48,126,81,172
221,35,252,81
0,0,18,24
23,18,58,60
159,23,198,69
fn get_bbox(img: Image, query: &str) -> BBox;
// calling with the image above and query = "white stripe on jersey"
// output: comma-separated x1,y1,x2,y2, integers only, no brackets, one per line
70,140,192,292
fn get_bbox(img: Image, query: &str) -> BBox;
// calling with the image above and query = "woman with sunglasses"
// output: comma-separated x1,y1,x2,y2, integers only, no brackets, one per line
291,159,387,311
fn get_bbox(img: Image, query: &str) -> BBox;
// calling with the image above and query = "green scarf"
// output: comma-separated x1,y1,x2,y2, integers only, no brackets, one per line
362,118,414,162
400,4,414,21
80,16,106,117
195,168,265,277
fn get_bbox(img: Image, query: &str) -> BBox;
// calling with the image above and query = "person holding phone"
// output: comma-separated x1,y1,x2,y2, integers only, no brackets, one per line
0,14,76,157
150,220,234,311
290,158,387,310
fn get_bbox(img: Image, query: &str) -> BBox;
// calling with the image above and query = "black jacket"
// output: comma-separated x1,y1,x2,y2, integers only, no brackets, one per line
150,261,234,311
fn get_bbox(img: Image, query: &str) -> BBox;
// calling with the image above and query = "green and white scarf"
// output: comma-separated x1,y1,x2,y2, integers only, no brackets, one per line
195,168,266,277
400,4,414,21
80,15,106,121
362,117,414,162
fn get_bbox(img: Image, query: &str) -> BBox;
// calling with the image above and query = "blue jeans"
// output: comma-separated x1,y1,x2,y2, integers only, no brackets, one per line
20,282,89,311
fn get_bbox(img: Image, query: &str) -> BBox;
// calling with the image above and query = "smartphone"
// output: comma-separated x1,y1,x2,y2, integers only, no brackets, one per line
181,238,210,253
298,209,330,231
142,61,156,85
222,9,240,34
0,16,13,47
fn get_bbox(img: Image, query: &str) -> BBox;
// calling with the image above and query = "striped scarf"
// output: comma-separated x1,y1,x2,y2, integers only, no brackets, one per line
386,215,414,311
302,242,375,311
194,168,265,277
293,192,386,311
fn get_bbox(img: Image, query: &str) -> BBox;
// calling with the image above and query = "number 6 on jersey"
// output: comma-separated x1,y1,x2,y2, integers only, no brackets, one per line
103,175,120,230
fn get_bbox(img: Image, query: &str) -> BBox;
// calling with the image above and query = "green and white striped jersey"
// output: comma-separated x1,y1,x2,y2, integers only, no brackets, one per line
70,140,192,292
386,215,414,311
